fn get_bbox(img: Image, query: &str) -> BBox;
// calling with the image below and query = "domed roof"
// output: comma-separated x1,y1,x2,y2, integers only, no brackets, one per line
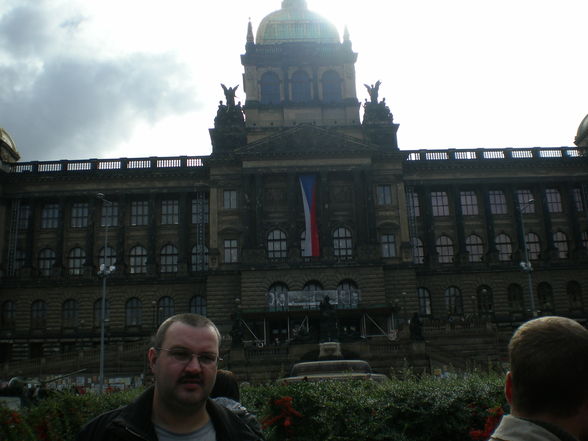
0,128,17,151
575,113,588,146
256,0,340,45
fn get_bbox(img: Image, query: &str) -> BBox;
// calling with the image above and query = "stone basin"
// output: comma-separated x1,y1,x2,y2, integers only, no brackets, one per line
278,359,388,383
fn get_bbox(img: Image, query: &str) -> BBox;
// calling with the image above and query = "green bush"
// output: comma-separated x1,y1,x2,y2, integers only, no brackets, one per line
0,374,506,441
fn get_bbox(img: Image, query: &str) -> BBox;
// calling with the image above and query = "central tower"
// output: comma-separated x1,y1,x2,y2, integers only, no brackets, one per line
241,0,361,143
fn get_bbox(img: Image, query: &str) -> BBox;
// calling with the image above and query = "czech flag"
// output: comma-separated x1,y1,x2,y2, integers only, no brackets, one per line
299,174,320,257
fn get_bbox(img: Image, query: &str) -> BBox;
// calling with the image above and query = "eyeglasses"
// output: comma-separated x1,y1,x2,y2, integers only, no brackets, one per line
156,347,222,366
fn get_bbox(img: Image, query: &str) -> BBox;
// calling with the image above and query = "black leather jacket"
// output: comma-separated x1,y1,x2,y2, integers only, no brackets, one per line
75,387,264,441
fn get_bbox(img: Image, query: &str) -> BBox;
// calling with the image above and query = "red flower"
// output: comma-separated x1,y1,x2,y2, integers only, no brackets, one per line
262,395,303,436
469,406,505,441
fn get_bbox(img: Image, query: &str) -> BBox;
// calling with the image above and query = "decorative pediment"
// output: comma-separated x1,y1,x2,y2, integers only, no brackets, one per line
234,124,382,158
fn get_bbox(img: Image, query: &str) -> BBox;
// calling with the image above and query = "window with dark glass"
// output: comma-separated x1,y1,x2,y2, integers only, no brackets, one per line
465,234,484,262
552,231,568,259
417,288,432,316
131,200,149,226
507,284,524,312
545,188,562,213
160,244,178,273
267,230,287,259
333,227,353,260
337,280,360,308
38,248,56,276
68,247,85,275
93,298,110,328
224,239,239,263
476,286,493,315
191,244,208,272
223,190,237,209
460,191,479,215
537,282,554,313
431,192,449,216
101,201,119,227
99,246,116,269
566,281,583,310
268,283,289,311
444,286,463,315
62,299,78,328
411,237,424,264
525,232,541,260
436,235,454,264
31,300,47,329
321,70,341,102
260,71,281,104
14,249,26,272
376,185,393,206
126,298,142,326
380,233,396,258
516,190,535,213
408,192,420,217
1,301,15,329
495,233,512,261
157,297,175,324
129,246,148,274
71,203,89,228
291,70,311,102
18,205,31,229
41,204,59,229
572,187,585,212
161,200,179,225
488,190,507,215
190,295,207,316
192,194,209,224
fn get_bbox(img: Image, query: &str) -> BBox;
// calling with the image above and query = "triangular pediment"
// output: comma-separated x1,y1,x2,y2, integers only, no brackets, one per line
234,124,382,158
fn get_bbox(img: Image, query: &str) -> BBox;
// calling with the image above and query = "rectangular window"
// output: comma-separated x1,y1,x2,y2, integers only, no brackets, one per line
488,190,507,215
101,202,119,227
18,205,31,229
431,191,449,216
516,190,535,214
224,239,239,263
545,188,562,213
380,234,396,258
223,190,237,209
161,200,179,225
131,201,149,226
572,188,584,212
191,194,209,224
407,192,420,217
460,191,479,215
71,203,89,228
41,204,59,229
376,185,393,206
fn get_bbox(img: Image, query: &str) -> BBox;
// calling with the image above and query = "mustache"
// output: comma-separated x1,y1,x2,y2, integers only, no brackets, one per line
178,374,203,383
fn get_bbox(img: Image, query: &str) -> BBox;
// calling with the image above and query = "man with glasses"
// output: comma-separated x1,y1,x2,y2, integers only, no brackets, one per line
76,313,264,441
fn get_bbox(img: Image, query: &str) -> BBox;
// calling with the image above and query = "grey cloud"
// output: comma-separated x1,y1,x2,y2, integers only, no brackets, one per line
0,4,53,58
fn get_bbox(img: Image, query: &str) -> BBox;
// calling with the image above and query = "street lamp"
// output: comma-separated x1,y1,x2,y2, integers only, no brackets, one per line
97,193,115,393
518,199,536,317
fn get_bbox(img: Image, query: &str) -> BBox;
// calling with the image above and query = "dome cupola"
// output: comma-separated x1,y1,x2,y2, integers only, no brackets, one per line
575,113,588,147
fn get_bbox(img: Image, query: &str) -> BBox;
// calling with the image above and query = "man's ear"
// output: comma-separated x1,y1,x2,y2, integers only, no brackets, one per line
504,371,513,406
147,347,159,372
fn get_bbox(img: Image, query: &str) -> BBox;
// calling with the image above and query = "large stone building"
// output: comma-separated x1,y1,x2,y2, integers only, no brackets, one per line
1,0,587,384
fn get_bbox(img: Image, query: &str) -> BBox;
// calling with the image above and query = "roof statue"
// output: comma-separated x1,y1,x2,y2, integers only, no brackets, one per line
364,81,381,104
361,80,393,126
214,84,245,129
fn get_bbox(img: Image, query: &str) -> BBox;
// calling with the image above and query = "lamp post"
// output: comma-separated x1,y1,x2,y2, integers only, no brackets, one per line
518,199,536,317
97,193,115,393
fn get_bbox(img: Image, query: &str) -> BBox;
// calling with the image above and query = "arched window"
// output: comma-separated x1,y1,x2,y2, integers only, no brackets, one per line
525,232,541,260
417,288,432,316
537,282,554,313
567,281,583,311
303,281,323,309
337,280,360,308
190,295,207,316
380,233,396,258
495,234,512,262
260,71,280,104
93,298,110,328
157,296,175,324
553,231,568,259
507,284,524,313
129,246,148,274
291,70,311,102
333,227,352,260
68,247,85,275
268,283,289,311
126,298,142,327
31,300,47,329
444,286,463,316
411,237,424,264
99,246,116,269
160,244,178,273
1,301,16,329
476,286,493,316
62,299,78,328
466,234,484,263
321,70,341,102
191,244,208,272
267,230,287,260
38,248,56,276
436,235,454,264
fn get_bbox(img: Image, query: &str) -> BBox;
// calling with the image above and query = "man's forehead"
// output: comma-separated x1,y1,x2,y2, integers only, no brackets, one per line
165,322,219,347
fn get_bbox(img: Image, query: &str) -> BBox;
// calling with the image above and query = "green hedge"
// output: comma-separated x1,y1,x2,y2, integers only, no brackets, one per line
1,373,506,441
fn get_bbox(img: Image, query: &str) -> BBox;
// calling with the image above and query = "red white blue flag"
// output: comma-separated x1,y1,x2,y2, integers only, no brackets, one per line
299,174,320,257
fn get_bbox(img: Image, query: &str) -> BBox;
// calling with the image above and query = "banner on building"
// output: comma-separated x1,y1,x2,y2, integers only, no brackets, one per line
299,174,320,257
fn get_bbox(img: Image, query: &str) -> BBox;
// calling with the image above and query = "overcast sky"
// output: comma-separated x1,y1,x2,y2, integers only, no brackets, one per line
1,0,587,162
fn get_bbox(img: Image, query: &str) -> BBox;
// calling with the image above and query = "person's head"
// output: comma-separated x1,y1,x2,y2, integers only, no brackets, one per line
506,316,588,421
148,314,221,415
210,369,240,402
